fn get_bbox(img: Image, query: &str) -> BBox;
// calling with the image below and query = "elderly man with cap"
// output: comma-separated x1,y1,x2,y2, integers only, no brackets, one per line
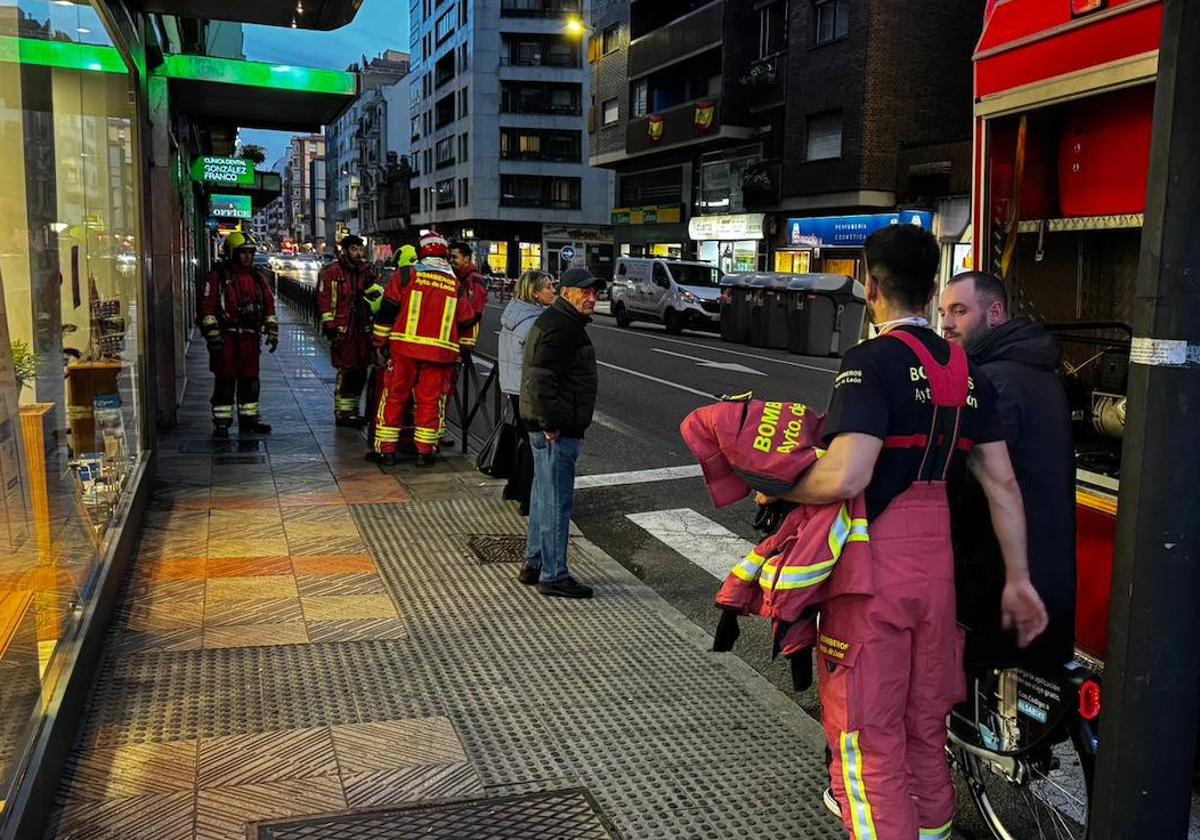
318,234,378,427
370,232,477,467
517,267,604,599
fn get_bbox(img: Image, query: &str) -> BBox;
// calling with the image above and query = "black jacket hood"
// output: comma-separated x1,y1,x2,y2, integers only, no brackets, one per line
967,319,1061,372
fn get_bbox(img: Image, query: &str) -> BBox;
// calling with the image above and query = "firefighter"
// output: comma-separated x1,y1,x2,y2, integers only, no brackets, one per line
199,231,278,438
318,234,378,427
370,232,476,467
770,226,1047,840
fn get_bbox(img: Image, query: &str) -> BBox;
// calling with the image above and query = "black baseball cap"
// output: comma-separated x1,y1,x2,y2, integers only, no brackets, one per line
341,234,365,248
559,267,605,290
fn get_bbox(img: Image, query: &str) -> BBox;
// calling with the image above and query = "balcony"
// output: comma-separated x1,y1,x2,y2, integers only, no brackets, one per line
628,0,723,78
741,161,782,210
500,0,581,18
627,97,724,156
738,56,787,109
501,84,582,116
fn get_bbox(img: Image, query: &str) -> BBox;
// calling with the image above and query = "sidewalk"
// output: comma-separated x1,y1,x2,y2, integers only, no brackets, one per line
46,305,840,839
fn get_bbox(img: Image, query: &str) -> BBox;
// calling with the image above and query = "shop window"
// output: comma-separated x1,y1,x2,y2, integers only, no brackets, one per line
602,98,620,126
814,0,849,45
774,250,811,273
806,110,842,160
520,242,543,273
488,241,510,275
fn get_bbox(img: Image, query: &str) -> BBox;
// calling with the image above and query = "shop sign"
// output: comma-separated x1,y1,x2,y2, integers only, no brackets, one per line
210,194,253,220
785,211,934,248
687,213,765,241
610,206,682,227
191,156,255,186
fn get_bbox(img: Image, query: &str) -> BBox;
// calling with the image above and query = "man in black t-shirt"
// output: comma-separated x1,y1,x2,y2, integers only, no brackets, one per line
773,226,1047,840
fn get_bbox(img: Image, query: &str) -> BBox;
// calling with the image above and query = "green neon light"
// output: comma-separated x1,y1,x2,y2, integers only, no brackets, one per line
0,36,127,74
155,53,356,96
192,156,256,186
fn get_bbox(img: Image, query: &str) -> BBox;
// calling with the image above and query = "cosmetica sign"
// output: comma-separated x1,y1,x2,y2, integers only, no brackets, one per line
786,211,934,248
191,156,255,186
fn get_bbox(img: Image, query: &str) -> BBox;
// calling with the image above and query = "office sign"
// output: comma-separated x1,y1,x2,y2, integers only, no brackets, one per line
785,211,935,249
210,193,253,220
192,156,255,186
687,213,765,241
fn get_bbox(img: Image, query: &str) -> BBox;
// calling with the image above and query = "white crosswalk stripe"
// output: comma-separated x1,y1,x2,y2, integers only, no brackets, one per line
626,508,753,580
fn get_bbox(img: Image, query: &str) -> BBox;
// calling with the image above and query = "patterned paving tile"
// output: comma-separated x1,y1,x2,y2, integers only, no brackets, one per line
340,761,484,808
291,555,376,576
107,628,204,656
207,495,282,511
118,599,205,632
295,573,386,597
205,556,294,578
203,597,305,627
55,740,198,803
46,790,194,840
203,623,310,649
301,595,398,622
197,727,337,787
329,718,466,774
194,776,346,840
209,508,284,534
129,556,206,583
206,576,299,601
287,535,368,556
123,580,205,603
304,619,408,644
207,535,291,558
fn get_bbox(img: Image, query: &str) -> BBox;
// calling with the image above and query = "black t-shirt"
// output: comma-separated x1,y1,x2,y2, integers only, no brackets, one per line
823,325,1004,520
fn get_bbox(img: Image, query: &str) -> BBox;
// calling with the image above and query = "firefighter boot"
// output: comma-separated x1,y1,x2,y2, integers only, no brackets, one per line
336,415,367,429
415,452,437,468
239,418,273,435
212,422,230,439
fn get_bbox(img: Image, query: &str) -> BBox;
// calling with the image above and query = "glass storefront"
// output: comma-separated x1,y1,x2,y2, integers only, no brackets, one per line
519,241,541,273
697,239,759,274
0,0,146,806
773,249,812,274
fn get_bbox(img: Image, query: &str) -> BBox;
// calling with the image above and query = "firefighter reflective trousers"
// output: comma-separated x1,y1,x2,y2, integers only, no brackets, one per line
818,483,964,840
331,335,372,419
374,354,453,456
210,332,263,427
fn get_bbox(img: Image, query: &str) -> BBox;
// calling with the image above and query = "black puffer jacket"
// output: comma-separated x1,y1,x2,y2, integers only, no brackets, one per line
520,297,598,438
953,319,1077,670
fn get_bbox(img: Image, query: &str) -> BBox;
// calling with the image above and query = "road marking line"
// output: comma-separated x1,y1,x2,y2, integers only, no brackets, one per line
590,321,839,374
596,360,716,399
652,348,766,377
626,508,754,580
575,465,703,490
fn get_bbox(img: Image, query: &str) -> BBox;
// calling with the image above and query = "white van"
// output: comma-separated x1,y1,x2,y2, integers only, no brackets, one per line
609,257,723,334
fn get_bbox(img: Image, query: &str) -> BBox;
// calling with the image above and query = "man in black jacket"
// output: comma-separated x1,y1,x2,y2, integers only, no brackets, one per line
518,267,603,599
940,271,1077,669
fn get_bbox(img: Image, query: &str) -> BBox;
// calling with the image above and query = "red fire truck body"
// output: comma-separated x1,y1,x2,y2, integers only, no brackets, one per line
971,0,1163,663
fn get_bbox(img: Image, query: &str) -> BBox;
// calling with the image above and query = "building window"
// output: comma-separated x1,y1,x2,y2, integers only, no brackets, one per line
806,110,842,160
602,24,619,54
631,79,648,118
500,175,581,209
459,87,469,118
435,9,455,44
759,1,789,57
602,97,619,126
410,77,422,107
459,42,469,71
459,133,469,162
814,0,849,44
500,128,581,161
460,178,469,205
436,178,456,208
436,93,456,128
411,115,421,142
459,0,468,24
424,148,433,171
435,137,456,168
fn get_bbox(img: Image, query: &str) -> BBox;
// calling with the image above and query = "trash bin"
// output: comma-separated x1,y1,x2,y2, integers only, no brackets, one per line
719,273,753,344
785,274,867,357
749,275,792,350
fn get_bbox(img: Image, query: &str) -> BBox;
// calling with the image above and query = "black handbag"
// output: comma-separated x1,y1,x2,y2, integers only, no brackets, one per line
477,405,518,478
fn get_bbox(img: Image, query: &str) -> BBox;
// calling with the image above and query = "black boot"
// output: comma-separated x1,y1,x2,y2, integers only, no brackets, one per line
440,435,455,449
336,416,367,428
365,451,397,467
415,452,437,468
239,419,272,435
212,423,230,439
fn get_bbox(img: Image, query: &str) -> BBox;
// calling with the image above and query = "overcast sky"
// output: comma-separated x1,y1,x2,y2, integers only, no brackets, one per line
238,0,409,166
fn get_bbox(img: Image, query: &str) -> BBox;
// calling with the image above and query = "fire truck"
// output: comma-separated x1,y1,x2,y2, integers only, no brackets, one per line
952,2,1163,836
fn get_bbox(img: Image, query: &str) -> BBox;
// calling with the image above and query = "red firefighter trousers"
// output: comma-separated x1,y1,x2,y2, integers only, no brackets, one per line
819,482,964,840
209,331,263,426
330,334,372,419
374,353,453,456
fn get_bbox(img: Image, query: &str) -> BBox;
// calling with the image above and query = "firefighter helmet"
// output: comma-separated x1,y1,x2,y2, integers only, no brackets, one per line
223,231,258,258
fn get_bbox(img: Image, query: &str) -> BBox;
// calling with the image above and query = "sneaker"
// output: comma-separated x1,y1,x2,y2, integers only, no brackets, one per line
823,787,842,820
517,564,539,585
537,576,593,599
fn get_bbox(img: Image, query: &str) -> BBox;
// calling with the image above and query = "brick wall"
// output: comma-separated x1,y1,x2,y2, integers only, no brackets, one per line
590,0,631,162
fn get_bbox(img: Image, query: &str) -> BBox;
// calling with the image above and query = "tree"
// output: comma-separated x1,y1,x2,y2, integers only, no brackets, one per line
240,144,266,165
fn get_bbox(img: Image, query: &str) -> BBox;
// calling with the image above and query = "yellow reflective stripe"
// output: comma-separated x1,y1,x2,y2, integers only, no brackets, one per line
919,821,952,840
729,551,766,583
828,504,852,558
841,732,877,840
321,313,335,322
760,557,837,590
849,519,870,543
439,297,457,344
390,333,459,353
373,323,391,337
405,290,423,337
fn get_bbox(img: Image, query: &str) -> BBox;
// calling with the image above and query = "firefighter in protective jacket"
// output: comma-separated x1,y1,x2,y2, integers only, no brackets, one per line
199,232,278,437
318,234,377,427
370,233,476,467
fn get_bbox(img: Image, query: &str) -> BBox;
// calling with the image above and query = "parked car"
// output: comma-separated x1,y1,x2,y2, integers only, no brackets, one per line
609,257,723,334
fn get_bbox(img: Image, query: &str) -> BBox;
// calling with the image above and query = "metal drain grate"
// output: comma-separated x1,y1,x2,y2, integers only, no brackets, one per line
213,454,268,465
466,534,527,565
178,438,264,454
254,789,618,840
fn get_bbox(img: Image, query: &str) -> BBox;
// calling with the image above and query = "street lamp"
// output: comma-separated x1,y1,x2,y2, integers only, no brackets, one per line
565,17,589,37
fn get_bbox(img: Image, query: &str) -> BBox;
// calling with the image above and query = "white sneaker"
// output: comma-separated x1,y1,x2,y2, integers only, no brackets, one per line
823,787,842,819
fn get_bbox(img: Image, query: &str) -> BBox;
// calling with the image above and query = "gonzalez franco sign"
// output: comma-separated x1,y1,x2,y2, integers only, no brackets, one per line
210,194,253,220
192,156,255,186
785,211,934,249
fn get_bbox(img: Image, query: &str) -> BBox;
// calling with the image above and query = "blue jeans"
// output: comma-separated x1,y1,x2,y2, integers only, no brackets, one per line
525,433,581,583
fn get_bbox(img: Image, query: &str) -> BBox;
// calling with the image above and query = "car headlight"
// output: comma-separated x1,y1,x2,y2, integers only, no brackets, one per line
680,290,697,303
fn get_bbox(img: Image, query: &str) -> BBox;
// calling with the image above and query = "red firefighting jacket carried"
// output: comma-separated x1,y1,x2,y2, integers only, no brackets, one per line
680,399,871,688
317,257,377,337
454,263,489,350
372,257,477,364
199,263,277,336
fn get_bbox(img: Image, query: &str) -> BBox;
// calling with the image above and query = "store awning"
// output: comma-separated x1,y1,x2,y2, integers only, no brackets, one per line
130,0,363,30
153,54,357,132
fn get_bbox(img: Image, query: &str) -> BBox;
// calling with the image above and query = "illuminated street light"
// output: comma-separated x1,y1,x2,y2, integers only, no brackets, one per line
565,17,589,37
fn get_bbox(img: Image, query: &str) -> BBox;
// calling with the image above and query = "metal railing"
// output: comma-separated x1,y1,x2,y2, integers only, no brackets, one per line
276,273,322,328
447,350,505,456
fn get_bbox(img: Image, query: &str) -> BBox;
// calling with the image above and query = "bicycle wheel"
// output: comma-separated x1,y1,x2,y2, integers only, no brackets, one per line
956,725,1094,840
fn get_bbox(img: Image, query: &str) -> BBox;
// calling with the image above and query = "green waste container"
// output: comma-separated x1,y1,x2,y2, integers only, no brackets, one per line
785,274,867,357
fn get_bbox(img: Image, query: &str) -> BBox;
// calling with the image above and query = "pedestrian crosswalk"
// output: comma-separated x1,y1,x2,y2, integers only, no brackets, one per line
625,508,753,580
